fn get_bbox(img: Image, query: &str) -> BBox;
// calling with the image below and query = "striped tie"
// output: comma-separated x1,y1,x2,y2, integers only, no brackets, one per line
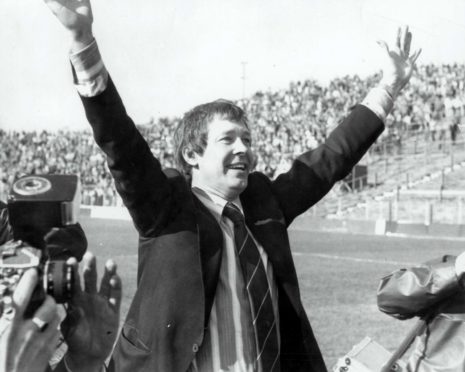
223,202,280,372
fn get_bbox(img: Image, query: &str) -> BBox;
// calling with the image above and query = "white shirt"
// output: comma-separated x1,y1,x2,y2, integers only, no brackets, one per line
189,187,279,372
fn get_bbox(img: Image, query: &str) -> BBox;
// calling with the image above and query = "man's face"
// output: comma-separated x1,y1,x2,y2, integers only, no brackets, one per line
188,118,254,200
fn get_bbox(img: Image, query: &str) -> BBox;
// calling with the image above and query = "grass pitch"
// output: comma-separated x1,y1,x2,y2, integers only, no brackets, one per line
79,215,465,369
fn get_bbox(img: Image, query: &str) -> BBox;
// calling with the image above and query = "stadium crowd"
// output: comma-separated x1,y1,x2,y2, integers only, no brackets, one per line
0,63,464,205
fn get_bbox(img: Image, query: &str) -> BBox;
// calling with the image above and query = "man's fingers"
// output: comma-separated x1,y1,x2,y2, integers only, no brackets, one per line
109,275,122,310
397,26,407,59
30,296,58,333
28,308,62,363
395,27,402,51
376,40,389,54
83,252,97,294
32,296,58,324
410,48,422,65
41,306,61,349
43,0,66,17
12,269,39,316
100,260,122,311
403,28,412,58
99,259,115,298
42,314,62,350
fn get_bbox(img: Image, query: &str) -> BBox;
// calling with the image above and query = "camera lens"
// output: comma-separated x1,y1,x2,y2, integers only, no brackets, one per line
43,260,74,303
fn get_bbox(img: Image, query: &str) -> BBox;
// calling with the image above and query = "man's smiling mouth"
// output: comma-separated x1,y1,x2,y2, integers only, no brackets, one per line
227,162,248,171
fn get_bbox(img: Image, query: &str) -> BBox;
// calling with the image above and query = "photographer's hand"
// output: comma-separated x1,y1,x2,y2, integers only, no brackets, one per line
61,252,122,372
0,269,61,372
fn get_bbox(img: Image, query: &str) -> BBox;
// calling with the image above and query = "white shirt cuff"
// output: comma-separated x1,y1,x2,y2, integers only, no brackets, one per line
455,253,465,278
69,39,109,97
361,87,394,122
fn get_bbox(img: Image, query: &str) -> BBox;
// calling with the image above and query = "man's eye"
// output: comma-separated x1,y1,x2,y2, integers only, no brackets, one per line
220,136,233,143
243,138,252,145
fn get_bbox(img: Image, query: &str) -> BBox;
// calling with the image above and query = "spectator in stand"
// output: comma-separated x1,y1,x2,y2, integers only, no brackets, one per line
445,87,463,145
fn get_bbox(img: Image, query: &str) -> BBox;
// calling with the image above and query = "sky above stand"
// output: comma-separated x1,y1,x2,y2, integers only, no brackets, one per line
1,0,464,131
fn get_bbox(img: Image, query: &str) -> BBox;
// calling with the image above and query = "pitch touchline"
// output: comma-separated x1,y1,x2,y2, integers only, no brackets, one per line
112,254,138,259
113,252,412,266
293,252,414,266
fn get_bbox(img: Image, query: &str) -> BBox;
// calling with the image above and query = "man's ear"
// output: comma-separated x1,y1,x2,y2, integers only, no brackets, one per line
182,147,199,167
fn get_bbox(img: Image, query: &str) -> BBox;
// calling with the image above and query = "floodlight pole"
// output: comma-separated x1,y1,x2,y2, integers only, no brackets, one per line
241,61,248,99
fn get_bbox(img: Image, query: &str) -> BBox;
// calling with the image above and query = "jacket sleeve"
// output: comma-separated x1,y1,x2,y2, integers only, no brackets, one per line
79,77,174,237
377,255,462,319
271,104,384,224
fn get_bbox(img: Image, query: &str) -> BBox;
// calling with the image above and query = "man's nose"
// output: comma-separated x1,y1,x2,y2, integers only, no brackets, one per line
233,138,248,153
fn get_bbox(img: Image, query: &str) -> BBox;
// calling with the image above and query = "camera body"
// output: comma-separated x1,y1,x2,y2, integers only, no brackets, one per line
0,174,81,317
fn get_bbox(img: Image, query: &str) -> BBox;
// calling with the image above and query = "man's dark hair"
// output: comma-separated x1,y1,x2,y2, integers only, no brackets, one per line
173,99,249,178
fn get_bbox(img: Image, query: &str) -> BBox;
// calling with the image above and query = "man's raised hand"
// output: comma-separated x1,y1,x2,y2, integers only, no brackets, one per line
377,25,422,97
43,0,94,51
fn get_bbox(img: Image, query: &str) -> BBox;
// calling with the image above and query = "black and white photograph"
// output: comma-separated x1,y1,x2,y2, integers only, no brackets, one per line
1,0,465,371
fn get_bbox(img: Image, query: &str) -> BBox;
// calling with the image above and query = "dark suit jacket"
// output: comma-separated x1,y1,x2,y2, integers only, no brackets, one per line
79,77,384,372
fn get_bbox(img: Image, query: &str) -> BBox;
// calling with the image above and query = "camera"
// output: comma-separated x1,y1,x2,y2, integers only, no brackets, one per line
0,174,81,317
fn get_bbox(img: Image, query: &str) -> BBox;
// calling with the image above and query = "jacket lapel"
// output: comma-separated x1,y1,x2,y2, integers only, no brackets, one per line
240,182,302,313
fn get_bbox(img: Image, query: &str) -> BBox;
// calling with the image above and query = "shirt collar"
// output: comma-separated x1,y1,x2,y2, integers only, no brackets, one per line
192,186,243,223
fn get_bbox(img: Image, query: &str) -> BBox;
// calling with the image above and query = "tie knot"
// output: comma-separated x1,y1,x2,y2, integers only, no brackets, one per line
223,202,244,226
